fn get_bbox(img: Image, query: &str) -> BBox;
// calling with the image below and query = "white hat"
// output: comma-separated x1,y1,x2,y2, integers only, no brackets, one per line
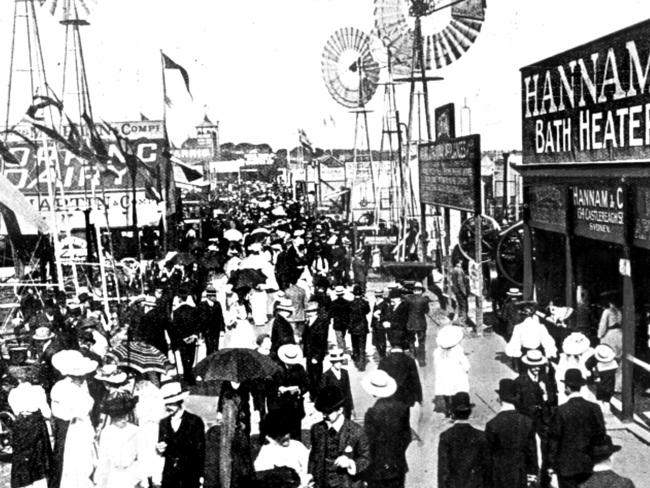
277,344,303,365
161,381,189,404
52,350,98,377
521,349,548,366
334,286,346,295
275,298,294,315
594,344,616,363
437,325,464,349
562,332,590,356
362,370,397,398
94,364,128,385
32,326,54,341
506,288,523,296
247,242,262,253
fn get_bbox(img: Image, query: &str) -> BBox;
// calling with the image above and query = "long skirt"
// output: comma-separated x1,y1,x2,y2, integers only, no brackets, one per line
60,418,95,488
11,412,52,488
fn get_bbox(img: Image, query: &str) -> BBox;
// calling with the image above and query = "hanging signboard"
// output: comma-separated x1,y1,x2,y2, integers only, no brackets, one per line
418,134,481,213
571,183,626,244
521,19,650,164
528,184,567,233
633,185,650,249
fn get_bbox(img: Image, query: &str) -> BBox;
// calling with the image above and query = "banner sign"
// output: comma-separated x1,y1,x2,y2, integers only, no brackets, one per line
633,185,650,249
571,184,626,244
419,134,481,212
364,235,398,246
528,185,567,233
521,19,650,164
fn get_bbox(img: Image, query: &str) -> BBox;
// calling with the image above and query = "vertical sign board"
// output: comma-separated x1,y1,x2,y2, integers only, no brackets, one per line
521,19,650,164
633,186,650,249
418,134,481,213
528,185,568,233
435,103,456,140
571,184,626,245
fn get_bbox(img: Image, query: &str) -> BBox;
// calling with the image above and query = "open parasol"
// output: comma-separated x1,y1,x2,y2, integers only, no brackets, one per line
106,341,171,375
228,268,267,293
194,348,281,383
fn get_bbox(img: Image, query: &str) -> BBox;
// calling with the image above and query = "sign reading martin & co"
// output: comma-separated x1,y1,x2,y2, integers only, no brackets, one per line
571,184,626,244
521,19,650,164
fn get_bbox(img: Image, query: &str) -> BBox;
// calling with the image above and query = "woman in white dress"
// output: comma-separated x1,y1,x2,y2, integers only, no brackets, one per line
50,350,98,488
433,325,470,417
133,378,166,487
554,332,595,405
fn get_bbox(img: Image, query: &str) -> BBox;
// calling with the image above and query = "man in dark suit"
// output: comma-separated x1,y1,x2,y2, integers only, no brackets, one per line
485,379,538,488
197,286,225,355
170,287,200,385
371,289,390,359
385,289,409,348
378,345,422,408
157,381,205,488
362,370,411,488
134,301,172,355
331,286,352,352
303,301,330,398
548,369,606,488
438,392,492,488
308,386,370,488
404,282,431,366
319,348,354,419
579,434,635,488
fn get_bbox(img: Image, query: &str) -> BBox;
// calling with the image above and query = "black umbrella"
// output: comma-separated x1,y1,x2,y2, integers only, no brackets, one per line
169,252,197,266
228,268,267,292
194,348,281,383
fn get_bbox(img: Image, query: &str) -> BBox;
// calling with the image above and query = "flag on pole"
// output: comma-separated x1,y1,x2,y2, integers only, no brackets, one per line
161,52,193,100
298,128,313,154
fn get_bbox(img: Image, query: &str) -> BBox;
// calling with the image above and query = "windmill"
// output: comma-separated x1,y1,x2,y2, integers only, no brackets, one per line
321,27,381,223
374,0,487,261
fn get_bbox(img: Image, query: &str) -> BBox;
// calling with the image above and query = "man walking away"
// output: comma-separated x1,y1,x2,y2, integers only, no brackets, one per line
579,434,635,488
405,282,430,366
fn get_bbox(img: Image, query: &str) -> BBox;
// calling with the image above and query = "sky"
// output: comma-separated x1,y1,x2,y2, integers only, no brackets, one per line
1,0,650,151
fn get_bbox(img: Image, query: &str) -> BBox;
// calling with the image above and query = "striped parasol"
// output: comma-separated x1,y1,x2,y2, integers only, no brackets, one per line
106,341,171,375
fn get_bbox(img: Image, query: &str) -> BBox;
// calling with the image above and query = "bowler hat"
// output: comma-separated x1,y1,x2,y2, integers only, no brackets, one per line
388,289,402,300
262,410,292,439
315,385,345,414
590,434,621,462
101,394,138,417
450,392,474,413
495,379,519,403
561,368,586,388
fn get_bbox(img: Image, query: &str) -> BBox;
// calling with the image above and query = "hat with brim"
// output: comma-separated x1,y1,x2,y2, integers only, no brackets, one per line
362,370,397,398
315,385,345,414
278,344,303,365
334,286,346,295
495,378,519,403
101,394,139,417
506,288,523,297
562,333,590,356
275,299,294,315
594,344,616,363
161,381,189,404
388,289,402,300
305,302,319,313
95,364,128,385
450,392,474,413
561,368,587,388
521,349,548,367
437,325,464,349
413,282,424,290
590,435,622,462
52,350,98,377
327,347,346,363
374,289,385,296
32,326,54,341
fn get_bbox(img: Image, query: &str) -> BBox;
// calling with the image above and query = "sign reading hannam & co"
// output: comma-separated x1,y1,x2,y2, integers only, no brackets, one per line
521,19,650,164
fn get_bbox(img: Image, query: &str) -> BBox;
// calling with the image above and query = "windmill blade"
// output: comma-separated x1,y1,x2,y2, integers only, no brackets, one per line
40,0,95,18
321,27,381,109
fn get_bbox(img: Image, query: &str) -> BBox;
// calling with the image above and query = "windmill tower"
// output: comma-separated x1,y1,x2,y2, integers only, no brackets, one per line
321,27,381,224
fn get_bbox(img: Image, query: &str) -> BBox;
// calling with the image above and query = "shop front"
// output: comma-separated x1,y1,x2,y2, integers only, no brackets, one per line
518,19,650,418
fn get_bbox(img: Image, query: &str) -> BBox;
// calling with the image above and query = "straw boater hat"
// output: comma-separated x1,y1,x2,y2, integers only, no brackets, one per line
52,350,98,377
161,381,189,404
32,326,54,342
327,347,346,363
275,299,294,315
521,349,548,367
247,242,262,253
437,325,464,349
594,344,616,363
277,344,303,365
413,282,424,291
562,332,591,356
506,288,523,297
95,364,128,385
334,286,346,295
362,370,397,398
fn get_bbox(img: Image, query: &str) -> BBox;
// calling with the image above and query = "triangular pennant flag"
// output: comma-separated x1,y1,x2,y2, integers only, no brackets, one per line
162,52,193,99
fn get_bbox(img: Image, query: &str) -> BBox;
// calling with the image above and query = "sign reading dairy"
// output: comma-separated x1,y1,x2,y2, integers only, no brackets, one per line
521,19,650,164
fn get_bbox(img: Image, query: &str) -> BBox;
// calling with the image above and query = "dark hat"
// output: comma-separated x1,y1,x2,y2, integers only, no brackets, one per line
495,379,519,403
450,392,474,413
388,288,402,300
78,292,91,303
262,410,292,439
100,394,138,417
590,434,621,462
561,368,587,388
315,385,345,414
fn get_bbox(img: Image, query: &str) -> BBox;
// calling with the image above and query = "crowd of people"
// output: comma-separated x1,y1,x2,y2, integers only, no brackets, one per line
0,180,637,488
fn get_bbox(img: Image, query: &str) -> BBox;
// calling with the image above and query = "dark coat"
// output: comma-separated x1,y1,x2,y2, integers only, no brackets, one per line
404,294,430,331
371,300,390,330
331,297,352,332
378,351,422,406
159,410,206,488
485,409,537,488
270,315,296,358
385,301,409,346
170,304,200,349
438,423,492,488
135,305,171,354
197,300,225,353
514,372,551,430
303,313,331,362
363,397,411,481
319,368,354,418
267,363,309,419
348,297,370,335
10,411,52,488
549,396,606,477
308,419,371,488
579,470,635,488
